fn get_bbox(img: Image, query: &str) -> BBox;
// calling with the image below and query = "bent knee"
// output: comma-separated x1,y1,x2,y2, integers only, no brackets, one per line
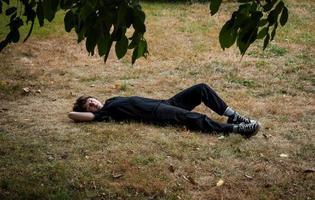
196,83,210,89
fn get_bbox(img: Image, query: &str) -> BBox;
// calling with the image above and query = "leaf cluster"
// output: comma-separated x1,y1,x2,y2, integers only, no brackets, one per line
210,0,288,55
0,0,288,63
0,0,148,64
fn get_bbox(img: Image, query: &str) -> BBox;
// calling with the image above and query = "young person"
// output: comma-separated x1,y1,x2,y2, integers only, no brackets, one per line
68,83,260,138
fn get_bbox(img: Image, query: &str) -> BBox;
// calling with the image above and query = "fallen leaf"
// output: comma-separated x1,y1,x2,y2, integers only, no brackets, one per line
112,173,123,179
182,175,189,182
182,175,197,185
23,87,31,94
35,89,41,94
303,168,315,173
244,174,253,179
280,153,289,158
263,133,272,139
216,179,224,186
187,176,198,185
218,135,225,140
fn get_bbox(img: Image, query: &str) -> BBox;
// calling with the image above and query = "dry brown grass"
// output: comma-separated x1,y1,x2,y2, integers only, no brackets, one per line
0,0,314,199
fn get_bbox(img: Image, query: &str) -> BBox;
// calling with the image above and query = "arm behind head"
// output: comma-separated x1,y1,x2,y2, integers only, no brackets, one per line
68,112,95,122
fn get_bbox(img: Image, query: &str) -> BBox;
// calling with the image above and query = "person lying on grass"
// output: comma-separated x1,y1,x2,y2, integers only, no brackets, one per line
68,83,260,138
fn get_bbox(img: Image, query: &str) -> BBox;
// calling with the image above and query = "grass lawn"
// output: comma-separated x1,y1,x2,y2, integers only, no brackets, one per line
0,0,314,199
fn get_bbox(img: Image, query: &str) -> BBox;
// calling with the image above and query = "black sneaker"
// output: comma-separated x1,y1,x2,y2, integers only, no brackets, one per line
235,122,260,138
227,112,256,124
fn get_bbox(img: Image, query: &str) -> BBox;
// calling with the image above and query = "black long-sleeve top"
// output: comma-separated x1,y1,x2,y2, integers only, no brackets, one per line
92,96,164,122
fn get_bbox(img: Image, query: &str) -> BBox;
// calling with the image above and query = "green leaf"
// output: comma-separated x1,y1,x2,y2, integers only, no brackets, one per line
259,19,268,27
210,0,222,16
9,30,20,43
237,36,250,56
36,2,45,26
0,1,2,15
115,35,128,59
131,47,138,64
263,33,270,50
76,22,87,43
88,0,98,9
267,1,284,25
263,0,278,12
64,11,75,32
104,38,113,63
113,27,126,41
5,7,17,16
267,10,277,25
80,3,94,20
139,40,148,56
23,8,36,42
280,7,288,26
97,32,110,57
2,0,9,5
51,0,60,12
117,2,128,27
10,12,17,21
219,21,237,49
270,22,278,41
132,39,148,64
237,18,258,55
257,27,268,39
42,0,56,22
0,40,9,51
132,9,146,33
274,1,284,15
85,28,99,55
249,2,258,12
9,17,23,29
128,32,141,49
25,8,36,24
125,7,133,28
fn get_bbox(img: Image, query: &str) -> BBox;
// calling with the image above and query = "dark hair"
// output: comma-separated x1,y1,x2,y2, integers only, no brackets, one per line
73,95,93,112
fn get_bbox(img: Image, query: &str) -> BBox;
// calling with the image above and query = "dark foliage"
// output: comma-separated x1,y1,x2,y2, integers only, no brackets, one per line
0,0,288,63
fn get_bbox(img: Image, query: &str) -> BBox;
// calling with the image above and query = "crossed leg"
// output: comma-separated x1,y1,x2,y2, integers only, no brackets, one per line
166,83,228,115
154,83,233,133
157,83,259,136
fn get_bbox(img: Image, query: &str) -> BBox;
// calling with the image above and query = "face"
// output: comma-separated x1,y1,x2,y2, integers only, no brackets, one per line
84,98,103,112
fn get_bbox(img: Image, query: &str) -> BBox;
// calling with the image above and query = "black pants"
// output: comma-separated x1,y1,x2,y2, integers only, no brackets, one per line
154,83,234,133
